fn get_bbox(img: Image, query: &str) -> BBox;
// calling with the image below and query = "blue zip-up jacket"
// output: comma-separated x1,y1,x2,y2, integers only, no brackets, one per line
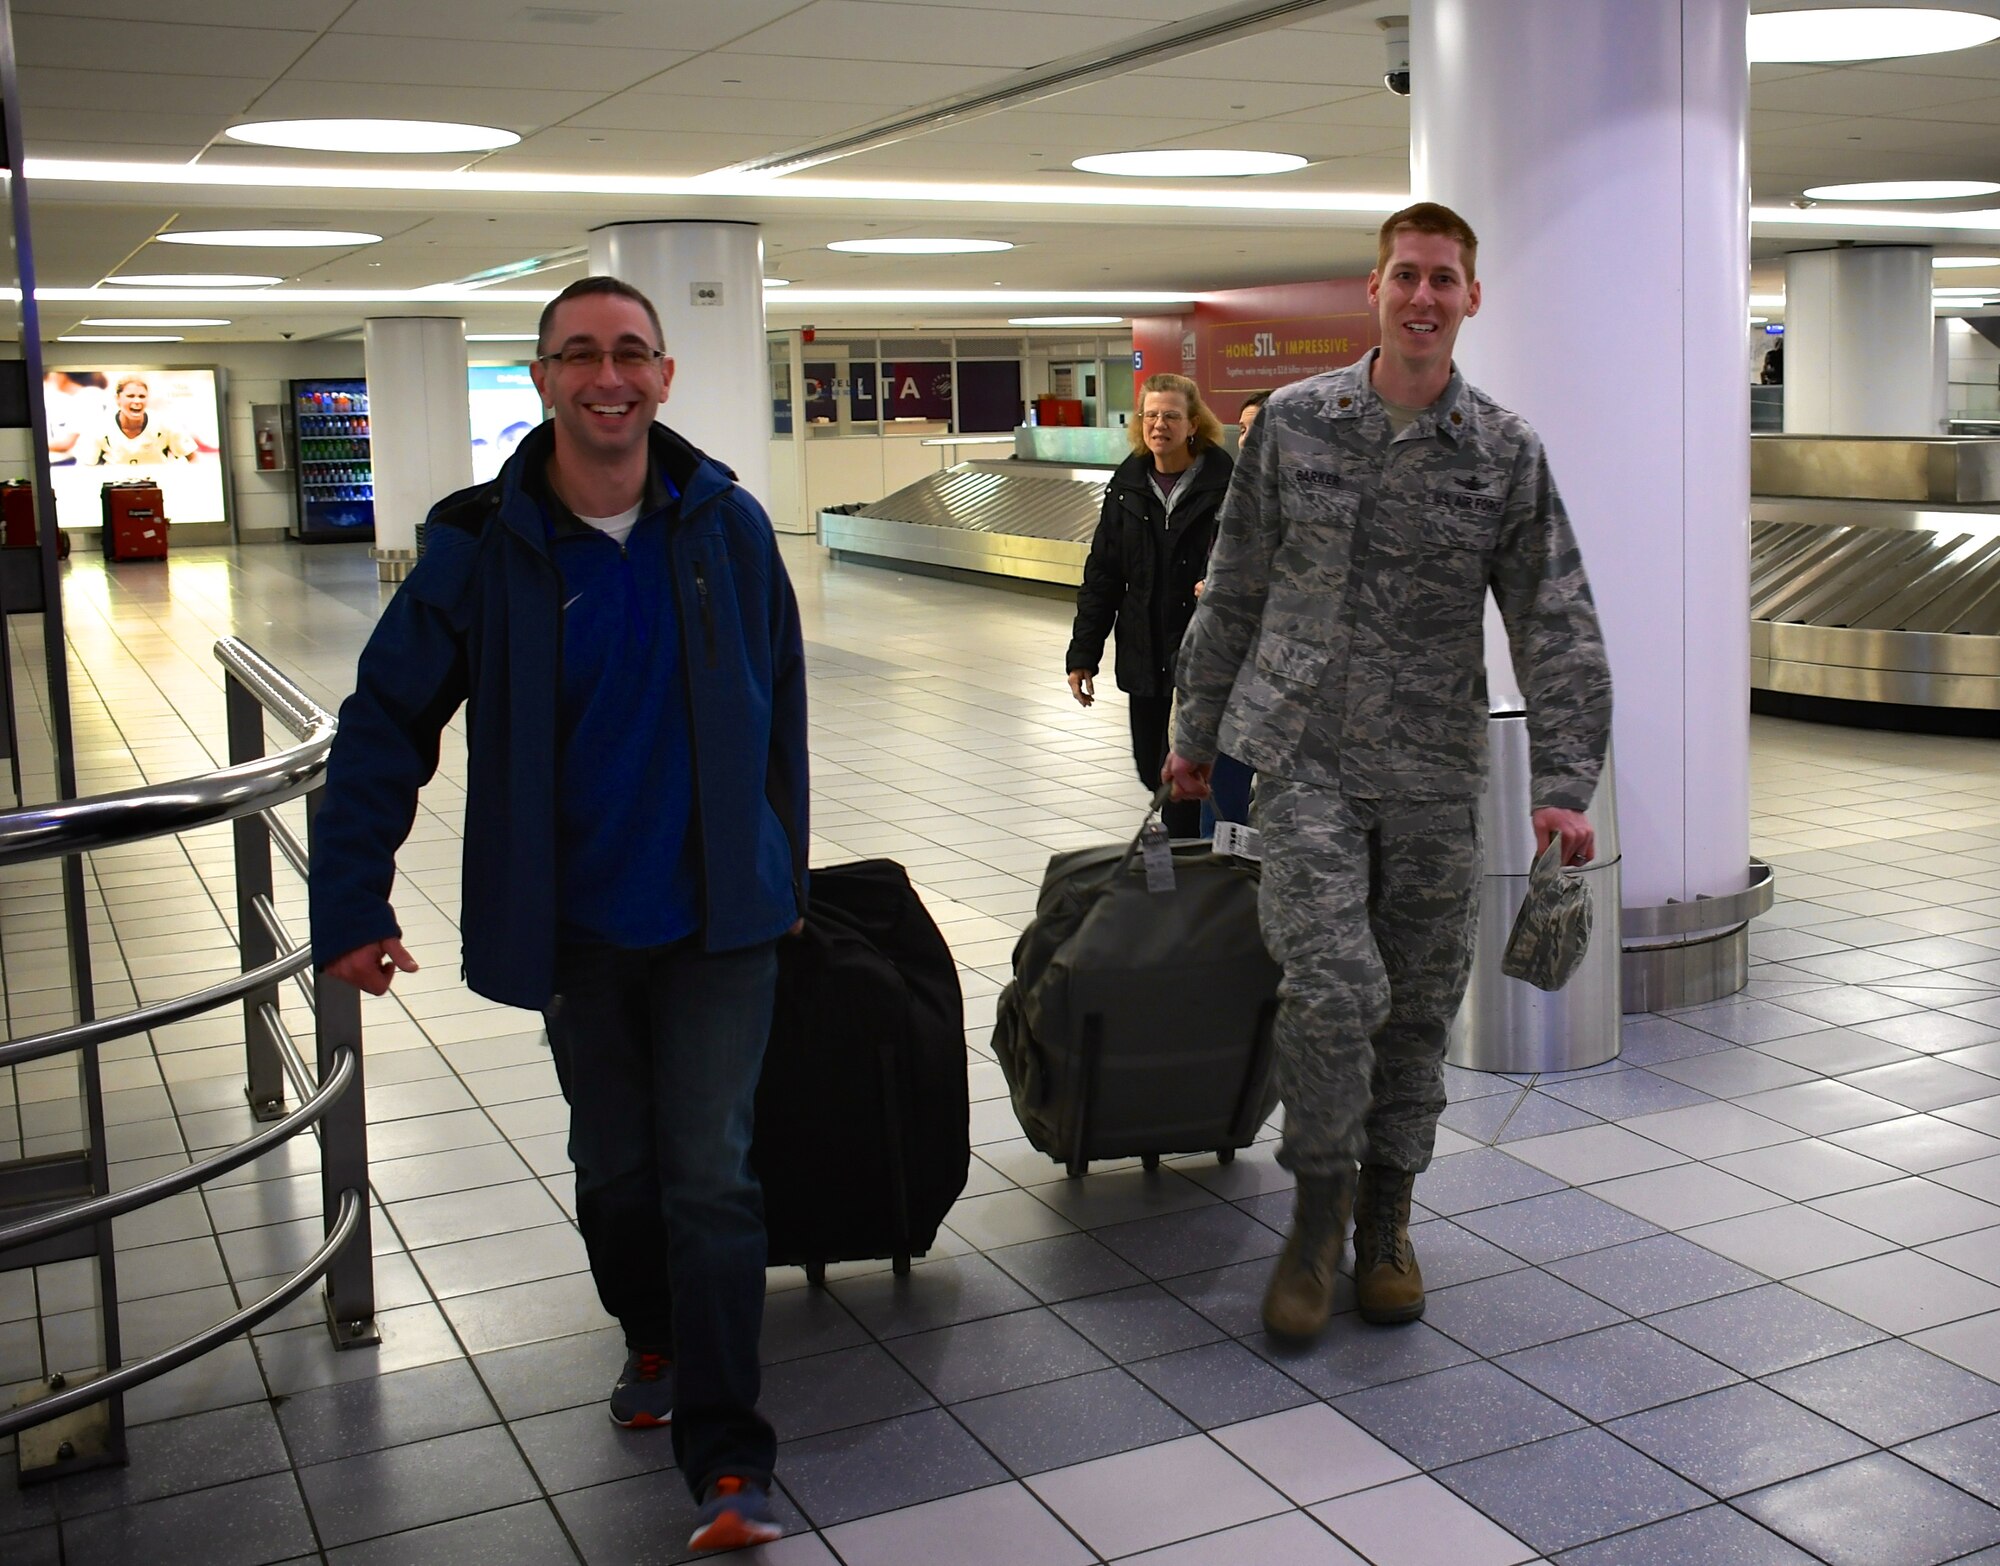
309,420,809,1011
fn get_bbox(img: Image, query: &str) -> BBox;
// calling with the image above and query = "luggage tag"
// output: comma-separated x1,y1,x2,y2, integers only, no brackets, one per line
1139,816,1177,894
1211,822,1262,862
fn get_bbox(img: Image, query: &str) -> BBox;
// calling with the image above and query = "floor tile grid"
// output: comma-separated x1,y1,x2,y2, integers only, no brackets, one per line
3,544,2000,1560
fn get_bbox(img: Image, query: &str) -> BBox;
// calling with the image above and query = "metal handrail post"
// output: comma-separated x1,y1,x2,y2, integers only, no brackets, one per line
0,0,126,1479
306,788,378,1346
230,670,286,1122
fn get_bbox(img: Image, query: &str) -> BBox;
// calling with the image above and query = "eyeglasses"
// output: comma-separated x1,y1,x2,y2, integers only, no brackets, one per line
538,345,666,372
1142,411,1188,424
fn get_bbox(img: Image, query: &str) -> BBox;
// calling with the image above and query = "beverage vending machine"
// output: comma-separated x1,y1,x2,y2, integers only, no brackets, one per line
289,378,374,542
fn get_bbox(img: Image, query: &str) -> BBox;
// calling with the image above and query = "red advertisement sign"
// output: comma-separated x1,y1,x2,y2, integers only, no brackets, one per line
1205,312,1375,394
1132,277,1379,425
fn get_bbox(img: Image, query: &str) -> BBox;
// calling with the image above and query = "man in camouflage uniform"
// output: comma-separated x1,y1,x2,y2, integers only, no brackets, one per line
1165,202,1612,1339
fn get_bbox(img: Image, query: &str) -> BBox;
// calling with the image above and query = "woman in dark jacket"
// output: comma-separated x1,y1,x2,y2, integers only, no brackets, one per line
1065,371,1233,837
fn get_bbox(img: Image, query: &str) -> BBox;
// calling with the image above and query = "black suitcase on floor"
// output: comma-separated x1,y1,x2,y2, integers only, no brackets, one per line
754,859,969,1285
993,793,1281,1177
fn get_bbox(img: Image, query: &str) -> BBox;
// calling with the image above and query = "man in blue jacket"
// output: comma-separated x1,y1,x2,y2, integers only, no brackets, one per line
310,276,807,1552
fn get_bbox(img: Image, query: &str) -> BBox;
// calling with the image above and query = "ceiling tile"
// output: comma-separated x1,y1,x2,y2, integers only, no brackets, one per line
239,80,603,131
479,126,801,174
17,66,266,118
1138,24,1388,90
1256,92,1411,132
726,0,1143,67
1756,115,2000,156
862,0,1216,15
15,108,228,153
1754,65,1995,117
13,0,345,23
16,13,316,76
910,110,1237,150
1049,74,1345,120
328,0,803,51
563,90,874,138
639,51,999,107
283,32,690,92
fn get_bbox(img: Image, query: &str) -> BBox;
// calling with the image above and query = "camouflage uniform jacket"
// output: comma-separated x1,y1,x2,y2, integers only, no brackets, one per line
1172,353,1611,810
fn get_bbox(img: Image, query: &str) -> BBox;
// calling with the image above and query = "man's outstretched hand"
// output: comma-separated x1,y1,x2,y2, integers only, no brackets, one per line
1533,807,1595,868
325,937,419,996
1162,750,1213,802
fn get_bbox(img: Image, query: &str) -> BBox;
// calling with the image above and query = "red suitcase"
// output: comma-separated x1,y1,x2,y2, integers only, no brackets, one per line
2,482,34,549
101,482,167,561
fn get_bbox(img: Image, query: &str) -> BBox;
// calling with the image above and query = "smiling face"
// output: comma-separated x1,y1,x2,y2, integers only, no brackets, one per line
1367,229,1480,386
528,291,673,466
117,380,149,417
1140,388,1191,462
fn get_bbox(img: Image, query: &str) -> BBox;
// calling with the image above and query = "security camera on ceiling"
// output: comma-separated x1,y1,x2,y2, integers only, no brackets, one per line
1381,16,1411,97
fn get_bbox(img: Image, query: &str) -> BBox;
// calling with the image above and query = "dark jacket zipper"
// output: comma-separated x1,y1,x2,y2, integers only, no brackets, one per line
692,559,719,668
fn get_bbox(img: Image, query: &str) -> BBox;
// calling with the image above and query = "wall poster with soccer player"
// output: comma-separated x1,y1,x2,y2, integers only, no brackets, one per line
42,366,227,533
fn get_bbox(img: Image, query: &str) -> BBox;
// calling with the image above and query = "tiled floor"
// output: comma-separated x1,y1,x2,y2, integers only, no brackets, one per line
3,538,2000,1563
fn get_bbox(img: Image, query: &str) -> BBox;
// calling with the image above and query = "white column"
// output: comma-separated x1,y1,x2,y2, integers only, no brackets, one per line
1413,0,1750,915
588,221,771,507
1783,246,1935,434
1934,316,1953,433
362,317,472,569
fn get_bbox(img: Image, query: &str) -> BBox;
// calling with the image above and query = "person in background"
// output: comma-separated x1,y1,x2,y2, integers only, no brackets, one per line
45,370,110,466
1200,389,1281,835
1066,371,1233,838
309,275,807,1553
1166,202,1612,1341
1237,388,1274,443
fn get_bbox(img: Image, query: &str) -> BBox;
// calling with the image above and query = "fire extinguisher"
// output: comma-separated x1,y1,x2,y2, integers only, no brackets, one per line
257,426,277,470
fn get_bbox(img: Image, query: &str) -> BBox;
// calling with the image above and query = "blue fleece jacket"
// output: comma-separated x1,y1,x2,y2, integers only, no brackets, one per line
308,421,809,1012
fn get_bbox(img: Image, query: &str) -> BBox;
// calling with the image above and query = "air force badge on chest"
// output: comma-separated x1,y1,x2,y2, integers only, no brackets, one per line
1432,471,1505,519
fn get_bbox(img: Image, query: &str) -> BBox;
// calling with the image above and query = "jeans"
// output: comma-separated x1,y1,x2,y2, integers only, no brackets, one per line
544,937,779,1496
1128,693,1202,838
1200,753,1254,837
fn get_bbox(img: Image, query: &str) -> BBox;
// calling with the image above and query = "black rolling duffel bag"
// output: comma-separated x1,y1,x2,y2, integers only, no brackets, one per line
993,791,1281,1178
754,859,969,1285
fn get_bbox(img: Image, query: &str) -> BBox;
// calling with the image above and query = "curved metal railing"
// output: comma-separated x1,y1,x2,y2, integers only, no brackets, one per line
0,637,375,1459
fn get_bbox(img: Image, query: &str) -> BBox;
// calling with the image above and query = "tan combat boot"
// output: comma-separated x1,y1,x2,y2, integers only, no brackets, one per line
1261,1168,1357,1340
1353,1165,1425,1324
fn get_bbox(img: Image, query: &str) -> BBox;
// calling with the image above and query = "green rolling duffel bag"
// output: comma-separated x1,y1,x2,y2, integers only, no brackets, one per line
992,789,1282,1178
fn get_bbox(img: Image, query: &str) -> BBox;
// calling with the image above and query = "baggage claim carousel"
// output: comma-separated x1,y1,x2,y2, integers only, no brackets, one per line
821,429,2000,731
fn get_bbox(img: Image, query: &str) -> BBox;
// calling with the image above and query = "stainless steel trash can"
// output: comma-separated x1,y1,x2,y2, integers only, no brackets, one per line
1447,709,1622,1074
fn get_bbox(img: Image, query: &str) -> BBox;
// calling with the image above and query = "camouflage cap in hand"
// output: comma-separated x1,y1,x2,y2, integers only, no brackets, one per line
1502,838,1594,992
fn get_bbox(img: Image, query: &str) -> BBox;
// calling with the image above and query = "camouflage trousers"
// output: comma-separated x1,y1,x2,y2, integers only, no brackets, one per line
1254,780,1481,1177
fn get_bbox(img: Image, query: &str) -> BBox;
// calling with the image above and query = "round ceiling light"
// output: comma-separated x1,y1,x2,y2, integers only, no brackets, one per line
58,334,184,343
1750,8,2000,62
102,274,282,287
1935,256,2000,268
225,118,521,154
827,238,1013,255
1071,150,1307,178
1804,179,2000,201
79,317,230,327
156,229,381,248
1009,315,1124,326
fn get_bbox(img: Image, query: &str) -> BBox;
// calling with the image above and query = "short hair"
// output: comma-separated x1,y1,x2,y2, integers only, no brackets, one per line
1375,201,1479,283
536,275,665,355
115,375,148,396
1239,390,1274,415
1127,372,1226,458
